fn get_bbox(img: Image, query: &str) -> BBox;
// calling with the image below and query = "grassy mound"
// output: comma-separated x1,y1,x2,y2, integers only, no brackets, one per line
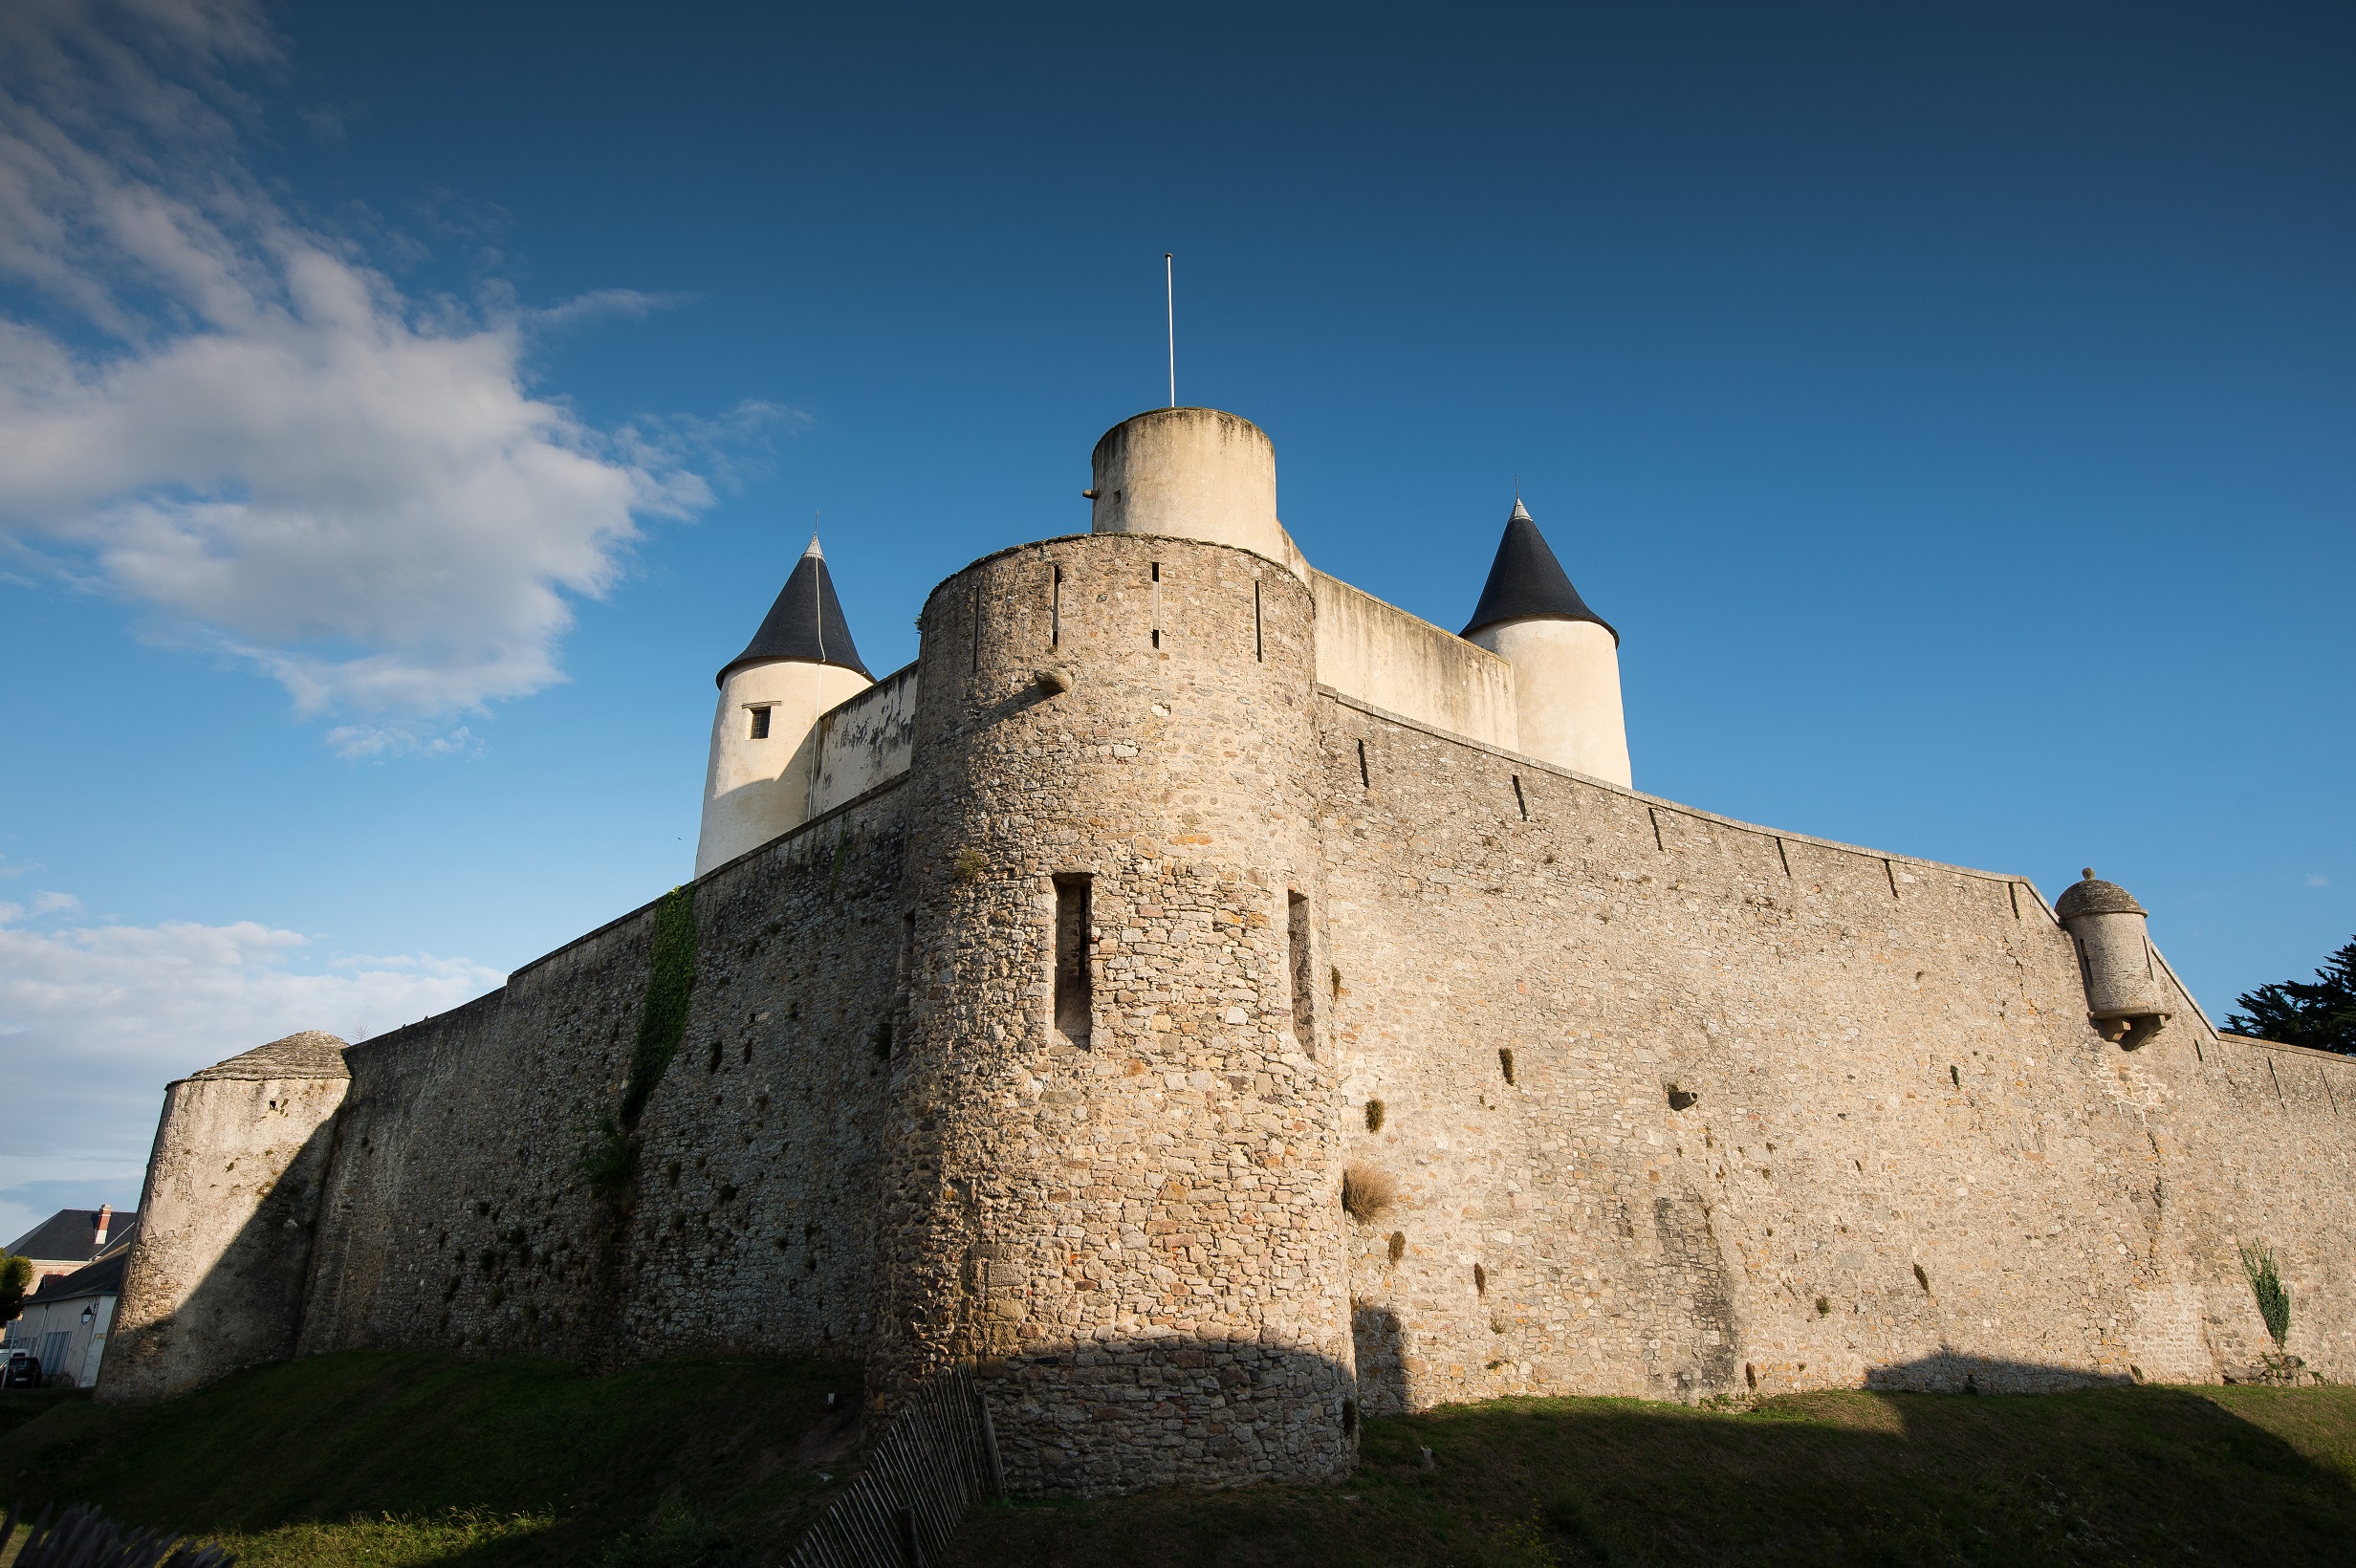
0,1351,862,1568
949,1385,2356,1566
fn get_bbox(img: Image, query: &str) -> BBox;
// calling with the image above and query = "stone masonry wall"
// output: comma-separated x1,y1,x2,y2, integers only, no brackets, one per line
101,1039,349,1403
296,784,911,1363
874,533,1357,1495
1320,688,2356,1409
111,535,2356,1504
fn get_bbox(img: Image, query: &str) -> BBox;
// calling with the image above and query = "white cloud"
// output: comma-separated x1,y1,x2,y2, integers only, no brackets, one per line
0,896,504,1236
30,890,78,913
0,0,762,735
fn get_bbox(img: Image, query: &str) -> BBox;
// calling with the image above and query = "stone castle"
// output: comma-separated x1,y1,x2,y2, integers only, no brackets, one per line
101,406,2355,1493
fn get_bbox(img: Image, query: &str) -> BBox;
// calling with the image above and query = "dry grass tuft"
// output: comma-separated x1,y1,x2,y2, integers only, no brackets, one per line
1342,1163,1399,1224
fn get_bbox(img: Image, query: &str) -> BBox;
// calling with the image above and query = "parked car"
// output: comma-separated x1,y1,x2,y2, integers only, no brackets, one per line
1,1348,42,1388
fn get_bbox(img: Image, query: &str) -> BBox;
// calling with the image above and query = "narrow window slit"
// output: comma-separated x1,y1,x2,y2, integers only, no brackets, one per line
1511,774,1528,819
1254,581,1264,662
1054,875,1093,1046
1357,739,1370,789
1051,563,1062,648
1287,891,1314,1051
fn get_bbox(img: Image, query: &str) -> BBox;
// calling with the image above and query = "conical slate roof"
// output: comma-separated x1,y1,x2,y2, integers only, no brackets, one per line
1460,498,1618,644
717,537,871,686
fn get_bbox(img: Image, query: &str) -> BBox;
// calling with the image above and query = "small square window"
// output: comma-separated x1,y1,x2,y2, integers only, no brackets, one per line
749,707,772,739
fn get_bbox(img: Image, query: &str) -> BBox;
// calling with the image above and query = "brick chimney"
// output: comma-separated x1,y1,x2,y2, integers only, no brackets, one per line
93,1205,112,1249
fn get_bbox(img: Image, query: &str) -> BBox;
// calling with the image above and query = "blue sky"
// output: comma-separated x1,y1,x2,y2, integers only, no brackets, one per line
1,1,2349,1236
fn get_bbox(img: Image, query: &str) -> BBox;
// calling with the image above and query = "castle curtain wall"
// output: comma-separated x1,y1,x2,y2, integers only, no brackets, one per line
1320,690,2356,1407
295,789,910,1364
104,528,2356,1496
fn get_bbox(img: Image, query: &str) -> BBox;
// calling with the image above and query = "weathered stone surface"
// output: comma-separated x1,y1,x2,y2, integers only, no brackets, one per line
101,534,2356,1492
102,1035,351,1402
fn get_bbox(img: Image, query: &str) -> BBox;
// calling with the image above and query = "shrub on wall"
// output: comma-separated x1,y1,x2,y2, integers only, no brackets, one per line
2240,1241,2291,1349
578,1119,636,1198
1342,1164,1399,1223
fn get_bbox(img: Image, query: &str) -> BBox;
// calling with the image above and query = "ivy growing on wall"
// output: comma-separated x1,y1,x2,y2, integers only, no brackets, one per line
581,885,699,1200
622,885,700,1131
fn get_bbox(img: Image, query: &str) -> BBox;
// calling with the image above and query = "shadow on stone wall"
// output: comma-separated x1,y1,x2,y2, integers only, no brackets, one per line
953,1378,2356,1565
1352,1301,1407,1414
104,1112,343,1402
1864,1352,2135,1395
971,1336,1360,1497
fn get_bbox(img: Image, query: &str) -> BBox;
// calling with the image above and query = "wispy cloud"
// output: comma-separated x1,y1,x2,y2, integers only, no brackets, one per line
0,893,504,1236
0,0,786,743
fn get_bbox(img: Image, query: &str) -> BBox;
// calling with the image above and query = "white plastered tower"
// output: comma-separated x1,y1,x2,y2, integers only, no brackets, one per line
1461,498,1631,787
694,538,874,877
1087,406,1312,581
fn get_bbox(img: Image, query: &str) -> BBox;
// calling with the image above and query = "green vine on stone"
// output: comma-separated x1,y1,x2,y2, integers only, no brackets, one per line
578,1116,636,1198
583,885,699,1211
2240,1240,2291,1349
621,884,699,1132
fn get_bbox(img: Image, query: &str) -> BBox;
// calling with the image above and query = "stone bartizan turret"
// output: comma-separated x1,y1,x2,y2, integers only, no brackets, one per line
1461,497,1631,787
2056,868,2172,1048
693,537,873,877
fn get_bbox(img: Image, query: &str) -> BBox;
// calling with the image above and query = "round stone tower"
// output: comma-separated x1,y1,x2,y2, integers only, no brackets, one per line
100,1032,351,1403
2056,868,2172,1047
874,412,1353,1494
694,537,873,878
1462,497,1631,787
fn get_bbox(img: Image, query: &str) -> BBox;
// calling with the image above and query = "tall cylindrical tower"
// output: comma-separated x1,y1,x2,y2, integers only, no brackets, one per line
875,425,1351,1493
694,538,873,878
1462,498,1631,787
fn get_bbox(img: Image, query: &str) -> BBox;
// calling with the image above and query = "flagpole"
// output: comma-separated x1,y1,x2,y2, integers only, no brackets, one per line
1165,253,1175,408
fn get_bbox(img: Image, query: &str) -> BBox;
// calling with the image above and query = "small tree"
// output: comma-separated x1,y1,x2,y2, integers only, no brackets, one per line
2224,937,2356,1055
2239,1241,2291,1351
0,1254,31,1322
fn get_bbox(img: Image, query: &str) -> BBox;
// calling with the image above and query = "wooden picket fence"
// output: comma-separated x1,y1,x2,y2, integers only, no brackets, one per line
786,1364,1005,1568
2,1501,233,1568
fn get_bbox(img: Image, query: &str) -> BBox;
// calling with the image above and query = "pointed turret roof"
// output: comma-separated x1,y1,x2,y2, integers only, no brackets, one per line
1460,498,1618,644
717,537,871,686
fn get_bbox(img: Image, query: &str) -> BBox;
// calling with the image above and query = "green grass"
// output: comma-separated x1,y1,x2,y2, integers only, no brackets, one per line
3,1355,2352,1567
948,1385,2356,1567
0,1350,862,1568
